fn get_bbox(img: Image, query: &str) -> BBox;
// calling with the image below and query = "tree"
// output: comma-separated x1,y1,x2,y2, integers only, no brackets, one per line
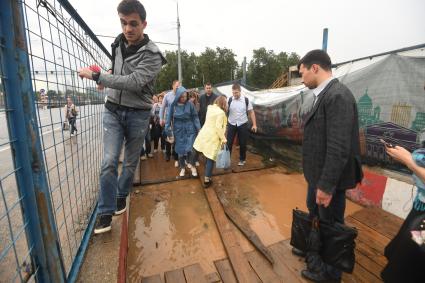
247,48,300,89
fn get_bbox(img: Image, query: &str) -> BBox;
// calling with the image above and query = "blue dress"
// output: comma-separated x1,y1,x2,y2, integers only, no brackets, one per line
165,87,201,156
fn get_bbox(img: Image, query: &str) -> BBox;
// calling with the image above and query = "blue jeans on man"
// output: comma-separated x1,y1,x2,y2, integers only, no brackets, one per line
306,184,346,280
98,107,150,215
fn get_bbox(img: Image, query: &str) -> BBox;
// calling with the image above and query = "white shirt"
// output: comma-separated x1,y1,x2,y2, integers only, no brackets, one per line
312,77,334,105
227,95,253,126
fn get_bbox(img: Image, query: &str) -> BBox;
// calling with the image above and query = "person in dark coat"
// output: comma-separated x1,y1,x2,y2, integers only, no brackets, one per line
198,82,218,126
297,49,363,282
165,86,201,178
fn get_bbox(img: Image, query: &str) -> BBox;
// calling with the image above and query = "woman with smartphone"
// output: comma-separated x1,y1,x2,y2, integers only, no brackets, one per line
381,145,425,283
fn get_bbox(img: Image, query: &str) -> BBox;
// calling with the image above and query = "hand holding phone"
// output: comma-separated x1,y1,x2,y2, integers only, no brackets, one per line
380,139,395,148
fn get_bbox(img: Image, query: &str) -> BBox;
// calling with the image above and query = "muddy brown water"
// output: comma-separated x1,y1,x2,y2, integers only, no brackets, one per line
127,167,362,281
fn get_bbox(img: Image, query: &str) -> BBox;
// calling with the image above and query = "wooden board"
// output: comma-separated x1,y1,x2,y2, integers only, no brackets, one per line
164,268,186,283
204,188,260,282
345,217,391,252
214,259,237,283
183,264,207,283
268,241,306,283
205,272,221,283
142,274,163,283
246,250,282,283
350,207,403,239
215,188,274,265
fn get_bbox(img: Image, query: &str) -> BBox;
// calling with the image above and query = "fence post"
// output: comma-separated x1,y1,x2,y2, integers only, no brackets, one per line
0,0,66,282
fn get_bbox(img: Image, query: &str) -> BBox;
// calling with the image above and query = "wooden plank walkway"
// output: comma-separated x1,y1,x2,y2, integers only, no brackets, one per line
140,208,402,283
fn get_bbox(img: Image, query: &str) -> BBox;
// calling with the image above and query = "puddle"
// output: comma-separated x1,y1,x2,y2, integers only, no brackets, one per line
127,180,226,280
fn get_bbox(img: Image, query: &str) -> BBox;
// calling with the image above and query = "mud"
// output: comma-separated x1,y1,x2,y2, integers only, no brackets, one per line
126,166,362,280
127,179,226,280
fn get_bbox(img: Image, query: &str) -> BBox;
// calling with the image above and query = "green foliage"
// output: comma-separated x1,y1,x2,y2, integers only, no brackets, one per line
155,47,238,92
247,48,300,89
154,47,299,93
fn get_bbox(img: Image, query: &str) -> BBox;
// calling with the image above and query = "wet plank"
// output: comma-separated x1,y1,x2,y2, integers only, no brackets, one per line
246,250,282,283
268,242,305,282
355,249,384,279
183,263,207,283
345,217,391,252
138,149,184,184
280,240,310,282
343,261,382,283
204,188,261,282
164,268,186,283
205,272,221,283
142,274,163,283
350,207,403,239
355,239,387,268
214,259,237,283
215,188,274,265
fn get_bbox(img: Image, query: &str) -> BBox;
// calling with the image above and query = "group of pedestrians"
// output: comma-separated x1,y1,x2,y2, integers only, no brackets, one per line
76,1,424,282
147,80,257,186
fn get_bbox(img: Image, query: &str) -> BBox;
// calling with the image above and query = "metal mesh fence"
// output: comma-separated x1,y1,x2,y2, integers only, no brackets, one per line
1,0,110,281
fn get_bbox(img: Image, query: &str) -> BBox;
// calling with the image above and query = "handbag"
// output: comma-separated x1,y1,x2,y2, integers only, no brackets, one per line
216,144,231,169
290,209,358,273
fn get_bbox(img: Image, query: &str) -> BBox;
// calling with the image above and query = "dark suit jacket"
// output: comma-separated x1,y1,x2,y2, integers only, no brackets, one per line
198,92,219,126
302,78,363,194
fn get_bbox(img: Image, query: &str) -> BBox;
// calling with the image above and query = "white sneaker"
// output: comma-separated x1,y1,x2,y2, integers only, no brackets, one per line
238,160,246,166
187,163,192,169
148,153,153,158
195,161,200,167
140,155,147,161
190,167,198,177
179,168,185,177
174,161,179,167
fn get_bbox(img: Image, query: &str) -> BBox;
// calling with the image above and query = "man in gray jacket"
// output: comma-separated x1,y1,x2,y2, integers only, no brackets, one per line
78,0,166,234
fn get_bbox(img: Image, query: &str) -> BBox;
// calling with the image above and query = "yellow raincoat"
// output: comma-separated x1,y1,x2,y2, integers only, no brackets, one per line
193,104,227,161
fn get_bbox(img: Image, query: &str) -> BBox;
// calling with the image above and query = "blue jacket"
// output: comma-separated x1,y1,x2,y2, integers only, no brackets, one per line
165,87,201,155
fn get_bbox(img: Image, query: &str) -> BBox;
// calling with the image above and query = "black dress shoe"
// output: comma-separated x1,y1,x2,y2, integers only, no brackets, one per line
301,269,341,283
292,247,307,257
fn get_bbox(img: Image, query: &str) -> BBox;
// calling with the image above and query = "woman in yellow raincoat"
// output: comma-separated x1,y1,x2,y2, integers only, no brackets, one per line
193,95,228,187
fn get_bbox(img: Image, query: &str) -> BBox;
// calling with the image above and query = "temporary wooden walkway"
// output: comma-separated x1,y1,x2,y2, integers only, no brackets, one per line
140,207,401,283
129,150,403,283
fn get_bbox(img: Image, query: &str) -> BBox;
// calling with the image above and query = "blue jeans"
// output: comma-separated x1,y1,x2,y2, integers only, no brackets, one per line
178,150,195,169
98,107,150,215
205,158,214,178
306,184,346,278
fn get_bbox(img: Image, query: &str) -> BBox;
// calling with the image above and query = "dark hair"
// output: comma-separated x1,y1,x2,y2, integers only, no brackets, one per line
205,82,212,87
117,0,146,21
297,49,332,71
232,83,241,91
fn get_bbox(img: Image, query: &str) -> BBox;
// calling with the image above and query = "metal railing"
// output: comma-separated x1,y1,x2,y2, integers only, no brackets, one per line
0,0,111,281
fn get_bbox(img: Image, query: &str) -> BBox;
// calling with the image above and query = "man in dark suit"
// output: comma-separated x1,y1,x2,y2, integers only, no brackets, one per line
298,50,363,282
198,82,218,126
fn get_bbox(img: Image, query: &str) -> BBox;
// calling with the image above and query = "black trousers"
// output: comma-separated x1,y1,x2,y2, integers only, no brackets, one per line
306,184,346,278
226,122,249,161
152,124,165,150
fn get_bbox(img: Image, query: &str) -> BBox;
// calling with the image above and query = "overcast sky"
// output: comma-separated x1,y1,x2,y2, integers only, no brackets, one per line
72,0,424,65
